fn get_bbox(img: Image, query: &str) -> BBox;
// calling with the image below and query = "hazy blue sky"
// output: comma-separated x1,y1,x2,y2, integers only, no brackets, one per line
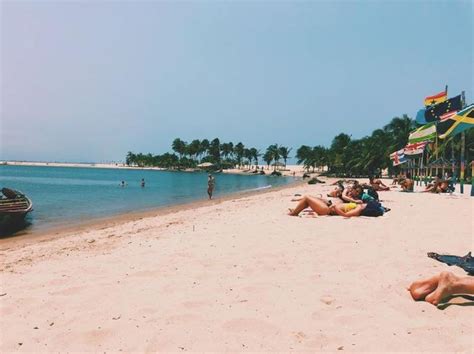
1,0,472,162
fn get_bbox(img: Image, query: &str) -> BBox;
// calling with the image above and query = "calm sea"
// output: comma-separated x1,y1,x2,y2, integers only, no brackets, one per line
0,165,292,232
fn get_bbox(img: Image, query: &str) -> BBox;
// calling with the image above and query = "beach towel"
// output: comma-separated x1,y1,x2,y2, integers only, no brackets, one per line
427,252,474,275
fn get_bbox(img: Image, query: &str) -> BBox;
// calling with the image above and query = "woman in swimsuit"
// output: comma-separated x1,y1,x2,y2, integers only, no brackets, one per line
288,196,378,217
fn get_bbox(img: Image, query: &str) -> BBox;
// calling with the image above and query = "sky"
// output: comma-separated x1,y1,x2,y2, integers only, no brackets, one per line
1,0,472,163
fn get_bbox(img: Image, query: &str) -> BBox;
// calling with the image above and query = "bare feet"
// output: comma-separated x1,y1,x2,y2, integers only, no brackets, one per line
408,275,439,301
425,271,459,306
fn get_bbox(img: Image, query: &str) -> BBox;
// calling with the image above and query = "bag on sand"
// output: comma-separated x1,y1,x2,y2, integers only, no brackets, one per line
361,200,384,217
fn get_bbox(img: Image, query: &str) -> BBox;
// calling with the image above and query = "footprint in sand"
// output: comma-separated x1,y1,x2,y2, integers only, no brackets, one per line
320,295,334,305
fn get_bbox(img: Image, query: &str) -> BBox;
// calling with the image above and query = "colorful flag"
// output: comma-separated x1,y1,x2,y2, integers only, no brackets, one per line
404,141,428,155
416,108,427,124
424,91,447,106
408,122,436,144
390,149,407,166
424,95,463,122
438,104,474,139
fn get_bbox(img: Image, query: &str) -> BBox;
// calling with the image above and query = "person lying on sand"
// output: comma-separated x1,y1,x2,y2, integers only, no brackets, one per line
422,173,444,193
368,176,390,191
329,179,357,186
341,184,364,204
288,196,384,217
408,271,474,306
400,172,414,192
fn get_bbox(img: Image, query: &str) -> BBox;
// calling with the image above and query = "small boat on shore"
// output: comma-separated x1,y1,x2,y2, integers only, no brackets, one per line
0,188,33,230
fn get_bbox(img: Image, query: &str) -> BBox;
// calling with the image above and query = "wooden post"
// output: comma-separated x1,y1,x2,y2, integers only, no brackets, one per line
460,132,465,193
460,91,466,194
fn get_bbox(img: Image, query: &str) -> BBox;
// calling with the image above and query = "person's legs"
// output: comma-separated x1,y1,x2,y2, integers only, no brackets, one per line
289,196,330,216
207,187,213,199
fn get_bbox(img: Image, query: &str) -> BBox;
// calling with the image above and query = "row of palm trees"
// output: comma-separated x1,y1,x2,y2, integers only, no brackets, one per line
296,114,474,177
125,139,293,170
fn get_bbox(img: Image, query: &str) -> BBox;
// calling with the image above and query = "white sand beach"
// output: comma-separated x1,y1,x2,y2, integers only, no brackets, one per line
0,180,472,352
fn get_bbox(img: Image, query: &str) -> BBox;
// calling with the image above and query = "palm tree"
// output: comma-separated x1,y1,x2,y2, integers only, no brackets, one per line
263,151,273,170
172,138,187,158
234,142,245,168
125,151,136,166
208,138,221,164
250,148,260,167
266,144,281,170
278,146,292,168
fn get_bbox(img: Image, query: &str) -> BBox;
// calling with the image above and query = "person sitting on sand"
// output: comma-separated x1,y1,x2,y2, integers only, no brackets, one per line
288,196,384,217
422,173,443,193
392,173,405,185
408,271,474,306
368,176,390,191
400,172,414,192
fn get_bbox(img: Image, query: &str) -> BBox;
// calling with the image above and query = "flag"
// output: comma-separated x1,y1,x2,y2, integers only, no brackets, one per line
424,90,447,106
416,108,427,124
424,95,463,122
438,104,474,139
404,141,428,155
390,149,407,166
408,122,436,144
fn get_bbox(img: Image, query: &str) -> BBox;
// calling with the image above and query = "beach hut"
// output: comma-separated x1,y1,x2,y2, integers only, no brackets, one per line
197,162,214,168
271,161,285,171
427,157,453,177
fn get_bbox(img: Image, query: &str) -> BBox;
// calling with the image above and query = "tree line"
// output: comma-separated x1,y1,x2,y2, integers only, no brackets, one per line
126,115,473,178
295,114,473,177
125,138,292,171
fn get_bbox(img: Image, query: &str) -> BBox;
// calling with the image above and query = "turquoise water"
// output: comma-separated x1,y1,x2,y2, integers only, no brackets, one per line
0,165,292,232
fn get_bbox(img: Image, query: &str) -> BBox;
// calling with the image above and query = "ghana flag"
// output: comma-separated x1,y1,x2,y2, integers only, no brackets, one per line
438,104,474,139
424,95,463,122
424,90,447,106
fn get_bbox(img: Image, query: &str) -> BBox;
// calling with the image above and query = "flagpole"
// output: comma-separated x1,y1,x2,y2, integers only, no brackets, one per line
460,91,466,193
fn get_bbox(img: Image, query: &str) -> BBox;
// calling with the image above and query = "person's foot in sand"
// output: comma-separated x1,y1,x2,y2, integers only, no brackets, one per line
424,271,460,305
408,274,440,300
409,271,474,306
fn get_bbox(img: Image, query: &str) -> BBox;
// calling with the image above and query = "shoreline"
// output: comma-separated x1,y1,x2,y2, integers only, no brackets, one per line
0,178,305,249
1,160,313,178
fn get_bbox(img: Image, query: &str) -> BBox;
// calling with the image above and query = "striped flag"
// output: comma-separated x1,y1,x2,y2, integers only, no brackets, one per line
390,149,407,166
408,122,436,144
404,141,428,156
424,90,447,106
438,104,474,139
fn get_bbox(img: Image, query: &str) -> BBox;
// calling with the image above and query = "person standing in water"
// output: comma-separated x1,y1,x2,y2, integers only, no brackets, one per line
141,178,145,187
207,174,215,199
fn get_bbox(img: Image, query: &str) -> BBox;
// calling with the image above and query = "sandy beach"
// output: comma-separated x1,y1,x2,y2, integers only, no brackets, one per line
0,179,472,352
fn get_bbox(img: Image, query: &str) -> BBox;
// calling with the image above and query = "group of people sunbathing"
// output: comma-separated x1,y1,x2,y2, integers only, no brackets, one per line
288,179,387,218
392,171,455,193
289,176,474,306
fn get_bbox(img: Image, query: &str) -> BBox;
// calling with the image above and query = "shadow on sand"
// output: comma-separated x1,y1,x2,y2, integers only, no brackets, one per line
437,295,474,310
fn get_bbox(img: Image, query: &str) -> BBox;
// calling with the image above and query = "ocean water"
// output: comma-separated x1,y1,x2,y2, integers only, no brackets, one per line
0,165,292,232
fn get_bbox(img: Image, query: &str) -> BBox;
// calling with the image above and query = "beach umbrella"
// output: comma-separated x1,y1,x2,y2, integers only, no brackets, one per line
197,162,214,168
